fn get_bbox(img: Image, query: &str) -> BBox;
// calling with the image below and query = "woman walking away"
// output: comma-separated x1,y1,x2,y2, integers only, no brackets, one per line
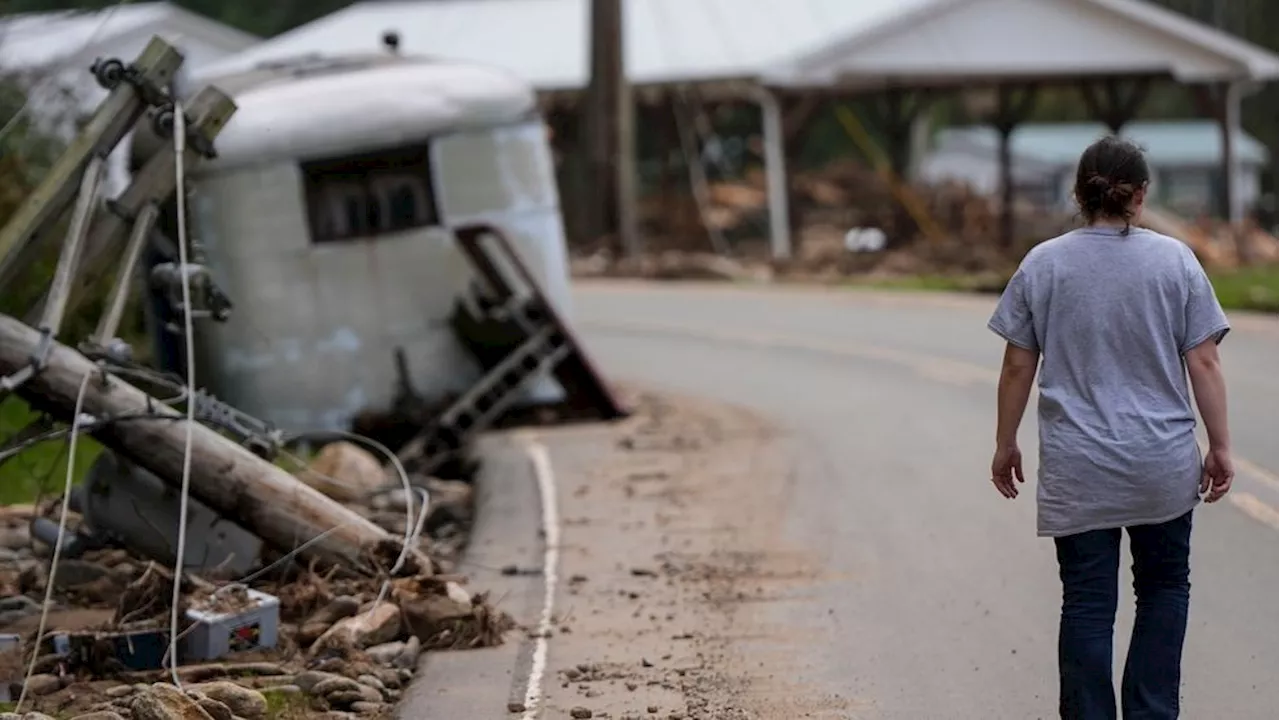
986,136,1234,720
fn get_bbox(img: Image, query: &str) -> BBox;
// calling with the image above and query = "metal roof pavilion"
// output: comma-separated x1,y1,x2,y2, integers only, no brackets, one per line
197,0,936,85
199,0,1278,89
769,0,1279,88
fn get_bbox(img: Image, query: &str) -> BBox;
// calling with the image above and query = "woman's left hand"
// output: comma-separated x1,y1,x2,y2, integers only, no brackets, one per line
991,445,1024,499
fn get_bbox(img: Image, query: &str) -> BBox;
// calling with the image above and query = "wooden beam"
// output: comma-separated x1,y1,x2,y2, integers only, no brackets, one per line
0,312,405,572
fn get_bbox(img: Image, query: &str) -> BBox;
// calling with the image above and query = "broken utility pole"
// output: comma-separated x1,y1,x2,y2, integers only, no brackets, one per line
0,312,404,572
582,0,639,257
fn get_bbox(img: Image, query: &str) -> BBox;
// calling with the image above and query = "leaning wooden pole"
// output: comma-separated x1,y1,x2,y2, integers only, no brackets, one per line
0,312,398,572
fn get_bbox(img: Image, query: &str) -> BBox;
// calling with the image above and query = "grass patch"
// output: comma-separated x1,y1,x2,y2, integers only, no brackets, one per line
261,688,318,720
841,265,1278,312
0,397,102,506
1209,264,1278,313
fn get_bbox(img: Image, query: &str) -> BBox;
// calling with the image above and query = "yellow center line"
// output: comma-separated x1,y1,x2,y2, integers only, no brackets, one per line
586,317,1278,529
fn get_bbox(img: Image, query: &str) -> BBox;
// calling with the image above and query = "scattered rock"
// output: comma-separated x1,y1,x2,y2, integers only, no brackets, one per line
356,675,385,692
364,641,405,666
21,713,56,720
570,708,593,719
370,490,409,513
189,682,267,720
394,635,421,669
298,595,362,646
0,595,38,615
69,712,128,720
326,686,382,707
398,590,472,640
194,698,234,720
507,701,526,713
312,602,402,653
106,685,137,699
296,442,388,503
348,701,383,716
0,525,30,550
24,673,61,696
370,668,401,690
311,677,362,697
424,479,474,530
51,559,112,588
131,683,215,720
293,671,342,694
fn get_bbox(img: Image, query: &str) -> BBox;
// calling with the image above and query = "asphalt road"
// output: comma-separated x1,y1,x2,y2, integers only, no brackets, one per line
569,280,1278,719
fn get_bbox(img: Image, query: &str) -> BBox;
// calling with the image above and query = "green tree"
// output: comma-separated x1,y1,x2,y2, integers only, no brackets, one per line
2,0,359,38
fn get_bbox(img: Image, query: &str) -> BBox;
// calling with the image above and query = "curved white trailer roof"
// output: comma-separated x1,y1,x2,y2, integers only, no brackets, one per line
197,0,1277,92
193,55,538,172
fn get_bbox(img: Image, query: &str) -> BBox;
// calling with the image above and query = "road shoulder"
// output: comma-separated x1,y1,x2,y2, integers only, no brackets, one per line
403,387,846,719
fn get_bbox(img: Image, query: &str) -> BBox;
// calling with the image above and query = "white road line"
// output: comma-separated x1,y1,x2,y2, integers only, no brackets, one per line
521,440,559,719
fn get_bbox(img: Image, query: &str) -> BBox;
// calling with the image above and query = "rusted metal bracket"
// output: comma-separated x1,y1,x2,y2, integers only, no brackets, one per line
398,223,627,475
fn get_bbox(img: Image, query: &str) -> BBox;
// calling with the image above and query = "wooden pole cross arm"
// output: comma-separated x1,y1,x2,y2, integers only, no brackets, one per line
0,312,400,572
25,85,238,325
0,36,184,285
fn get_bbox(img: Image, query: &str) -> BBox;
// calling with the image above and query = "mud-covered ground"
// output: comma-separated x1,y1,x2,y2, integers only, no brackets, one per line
524,389,849,719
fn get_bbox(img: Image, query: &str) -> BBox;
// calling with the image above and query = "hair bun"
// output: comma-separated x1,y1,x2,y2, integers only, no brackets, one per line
1105,182,1135,200
1086,174,1110,189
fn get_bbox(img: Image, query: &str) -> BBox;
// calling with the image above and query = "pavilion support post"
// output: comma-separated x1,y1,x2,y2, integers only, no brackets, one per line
992,83,1039,249
869,87,932,242
1078,76,1152,134
754,87,791,260
545,105,585,248
1192,82,1244,224
653,99,678,225
1192,81,1247,260
780,93,821,249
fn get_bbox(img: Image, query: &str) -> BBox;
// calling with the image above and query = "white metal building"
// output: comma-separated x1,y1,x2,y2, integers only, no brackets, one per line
921,121,1272,218
199,0,1279,255
0,2,259,192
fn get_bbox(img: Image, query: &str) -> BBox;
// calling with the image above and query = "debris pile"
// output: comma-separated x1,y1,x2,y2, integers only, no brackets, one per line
576,160,1278,283
0,438,513,719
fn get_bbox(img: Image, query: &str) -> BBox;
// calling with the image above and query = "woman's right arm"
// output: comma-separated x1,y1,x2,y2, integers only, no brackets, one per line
1185,339,1233,501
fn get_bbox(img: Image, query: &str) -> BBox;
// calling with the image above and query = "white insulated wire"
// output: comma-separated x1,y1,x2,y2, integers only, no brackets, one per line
16,370,93,713
284,429,419,577
166,101,196,688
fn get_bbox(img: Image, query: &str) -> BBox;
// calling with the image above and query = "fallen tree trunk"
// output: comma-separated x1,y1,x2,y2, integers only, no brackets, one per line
0,312,400,572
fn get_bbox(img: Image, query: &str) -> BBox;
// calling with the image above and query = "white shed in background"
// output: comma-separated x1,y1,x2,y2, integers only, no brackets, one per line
921,121,1271,218
0,2,259,193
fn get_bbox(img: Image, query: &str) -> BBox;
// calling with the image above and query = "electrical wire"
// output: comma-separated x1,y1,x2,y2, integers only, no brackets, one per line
15,370,93,713
281,429,418,577
0,0,134,145
166,100,196,689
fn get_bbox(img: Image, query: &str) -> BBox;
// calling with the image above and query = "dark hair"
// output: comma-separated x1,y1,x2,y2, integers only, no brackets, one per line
1073,135,1150,233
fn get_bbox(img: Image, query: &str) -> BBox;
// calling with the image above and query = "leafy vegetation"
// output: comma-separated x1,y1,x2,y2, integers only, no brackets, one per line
843,266,1279,313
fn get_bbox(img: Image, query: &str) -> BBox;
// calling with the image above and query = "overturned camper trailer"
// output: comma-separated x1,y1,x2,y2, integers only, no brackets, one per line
133,51,578,431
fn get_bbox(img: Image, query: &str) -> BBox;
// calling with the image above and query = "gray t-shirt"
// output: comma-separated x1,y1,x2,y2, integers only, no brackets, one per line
988,226,1230,537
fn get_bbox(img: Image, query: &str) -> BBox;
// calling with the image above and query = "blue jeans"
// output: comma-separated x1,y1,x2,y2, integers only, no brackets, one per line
1055,510,1193,720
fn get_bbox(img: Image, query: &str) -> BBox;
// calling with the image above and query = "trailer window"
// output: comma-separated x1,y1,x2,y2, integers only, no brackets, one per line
301,145,440,243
